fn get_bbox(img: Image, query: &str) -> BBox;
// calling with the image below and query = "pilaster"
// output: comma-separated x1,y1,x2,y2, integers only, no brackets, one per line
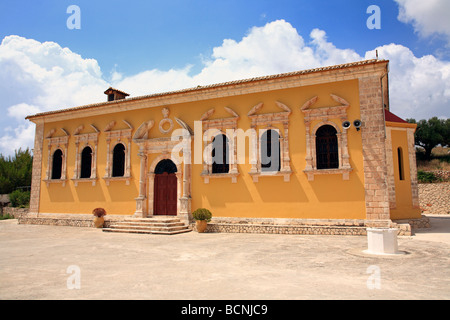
358,76,390,220
29,122,44,216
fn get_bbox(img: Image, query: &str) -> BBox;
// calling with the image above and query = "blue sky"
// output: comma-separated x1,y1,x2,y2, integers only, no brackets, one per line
0,0,449,155
1,0,444,75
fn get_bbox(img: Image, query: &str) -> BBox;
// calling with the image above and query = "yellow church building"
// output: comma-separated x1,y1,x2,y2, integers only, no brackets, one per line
23,59,427,235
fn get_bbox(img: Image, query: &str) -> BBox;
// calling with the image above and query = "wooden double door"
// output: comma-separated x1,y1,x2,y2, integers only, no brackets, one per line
153,171,177,216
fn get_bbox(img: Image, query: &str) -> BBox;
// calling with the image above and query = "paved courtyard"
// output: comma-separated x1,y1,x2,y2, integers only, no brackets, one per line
0,215,449,300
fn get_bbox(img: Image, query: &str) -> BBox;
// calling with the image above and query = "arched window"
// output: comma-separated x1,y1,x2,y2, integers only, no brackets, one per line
51,149,63,179
80,146,93,178
316,125,339,169
397,147,404,181
112,143,125,177
212,134,229,174
261,129,280,172
154,158,178,174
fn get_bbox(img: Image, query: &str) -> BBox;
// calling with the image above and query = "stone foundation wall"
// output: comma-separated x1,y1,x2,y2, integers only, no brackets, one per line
392,215,430,230
419,182,450,215
1,207,29,219
19,216,95,228
10,211,430,237
191,216,419,236
193,222,367,236
17,213,132,228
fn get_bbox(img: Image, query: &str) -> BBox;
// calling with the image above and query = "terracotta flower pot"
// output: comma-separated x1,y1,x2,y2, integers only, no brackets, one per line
93,216,105,228
196,220,207,233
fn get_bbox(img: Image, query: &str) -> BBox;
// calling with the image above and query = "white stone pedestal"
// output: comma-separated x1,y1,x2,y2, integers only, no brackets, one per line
365,228,401,255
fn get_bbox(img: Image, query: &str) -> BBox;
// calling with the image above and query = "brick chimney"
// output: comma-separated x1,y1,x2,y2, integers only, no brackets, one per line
104,87,129,102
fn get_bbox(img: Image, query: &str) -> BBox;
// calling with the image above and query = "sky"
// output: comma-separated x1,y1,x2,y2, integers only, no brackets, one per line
0,0,449,156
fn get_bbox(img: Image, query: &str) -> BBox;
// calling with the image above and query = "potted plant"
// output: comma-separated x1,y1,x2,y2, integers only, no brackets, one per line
192,208,212,233
92,208,107,228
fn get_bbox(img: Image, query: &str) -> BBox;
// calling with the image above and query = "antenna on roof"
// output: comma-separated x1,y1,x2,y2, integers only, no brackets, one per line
376,50,379,60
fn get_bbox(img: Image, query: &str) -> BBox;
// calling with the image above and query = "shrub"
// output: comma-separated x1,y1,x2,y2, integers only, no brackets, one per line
9,190,30,208
0,213,14,220
192,208,212,222
417,170,441,183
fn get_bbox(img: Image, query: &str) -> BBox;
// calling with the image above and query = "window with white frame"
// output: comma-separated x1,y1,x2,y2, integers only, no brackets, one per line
103,120,133,185
200,107,240,183
301,94,353,181
44,128,69,186
211,134,230,174
247,101,292,182
72,124,99,186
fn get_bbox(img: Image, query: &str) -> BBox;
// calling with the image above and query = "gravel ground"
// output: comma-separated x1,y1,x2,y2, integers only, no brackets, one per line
0,216,449,300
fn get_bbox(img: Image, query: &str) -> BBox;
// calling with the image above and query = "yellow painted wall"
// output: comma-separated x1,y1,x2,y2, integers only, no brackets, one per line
38,79,368,219
389,129,421,219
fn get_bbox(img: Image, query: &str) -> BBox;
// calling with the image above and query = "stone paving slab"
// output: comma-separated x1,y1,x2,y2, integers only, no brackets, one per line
0,215,449,300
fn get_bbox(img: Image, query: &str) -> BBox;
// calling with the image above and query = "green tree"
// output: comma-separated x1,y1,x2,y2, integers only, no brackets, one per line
0,148,33,194
407,117,449,160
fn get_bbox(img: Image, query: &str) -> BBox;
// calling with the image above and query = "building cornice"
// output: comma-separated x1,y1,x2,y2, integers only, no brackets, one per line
26,59,389,124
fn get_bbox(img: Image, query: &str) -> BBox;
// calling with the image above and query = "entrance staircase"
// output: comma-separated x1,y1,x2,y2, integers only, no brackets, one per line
102,217,192,235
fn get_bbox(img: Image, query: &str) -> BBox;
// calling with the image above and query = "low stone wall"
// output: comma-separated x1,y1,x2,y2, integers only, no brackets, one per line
393,215,430,230
10,211,430,236
428,170,450,182
419,182,450,215
192,222,367,236
19,216,95,228
17,213,131,228
191,217,418,236
1,207,29,219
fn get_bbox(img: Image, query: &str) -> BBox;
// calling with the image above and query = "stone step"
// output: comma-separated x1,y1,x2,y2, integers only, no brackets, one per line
103,217,191,235
103,227,192,235
124,218,181,223
113,221,186,228
107,224,188,232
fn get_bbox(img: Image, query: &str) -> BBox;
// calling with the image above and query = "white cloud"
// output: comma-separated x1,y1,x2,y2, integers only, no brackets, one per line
114,20,363,94
0,123,35,156
0,35,109,155
0,35,108,112
7,103,41,120
309,28,362,66
1,20,449,156
366,44,450,120
115,66,195,97
395,0,450,41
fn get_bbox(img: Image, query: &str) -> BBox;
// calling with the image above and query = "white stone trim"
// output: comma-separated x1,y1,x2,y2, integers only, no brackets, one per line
72,129,99,186
301,95,352,181
200,107,240,183
247,102,292,182
103,121,133,184
133,119,192,222
44,134,69,187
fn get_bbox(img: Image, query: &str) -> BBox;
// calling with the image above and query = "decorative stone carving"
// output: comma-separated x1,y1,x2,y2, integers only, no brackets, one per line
103,120,133,185
200,108,215,121
72,124,99,186
44,128,69,186
132,116,193,220
133,120,154,140
159,107,174,134
175,118,194,135
301,94,352,181
247,101,292,182
200,106,240,183
300,96,319,110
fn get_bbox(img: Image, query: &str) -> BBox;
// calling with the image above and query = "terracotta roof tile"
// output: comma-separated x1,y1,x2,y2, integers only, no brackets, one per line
384,109,407,123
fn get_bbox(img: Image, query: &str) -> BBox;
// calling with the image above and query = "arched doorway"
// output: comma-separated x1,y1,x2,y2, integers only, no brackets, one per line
153,159,178,216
